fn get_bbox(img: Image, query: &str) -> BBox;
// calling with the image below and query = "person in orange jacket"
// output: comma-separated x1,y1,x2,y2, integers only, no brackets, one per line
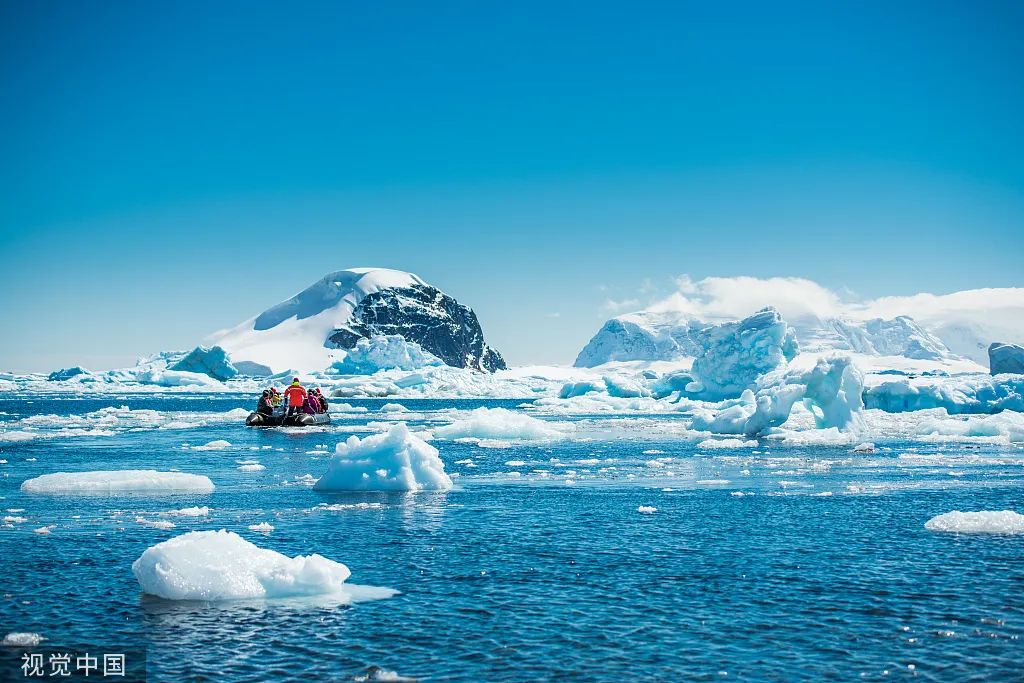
283,378,307,417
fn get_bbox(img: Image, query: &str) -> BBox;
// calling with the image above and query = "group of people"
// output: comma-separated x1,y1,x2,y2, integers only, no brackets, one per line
255,378,329,417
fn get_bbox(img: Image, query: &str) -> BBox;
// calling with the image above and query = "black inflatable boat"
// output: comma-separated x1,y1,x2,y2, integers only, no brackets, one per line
246,410,331,427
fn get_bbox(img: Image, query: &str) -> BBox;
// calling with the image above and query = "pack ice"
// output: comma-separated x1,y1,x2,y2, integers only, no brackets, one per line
132,530,397,601
21,470,215,495
314,424,453,492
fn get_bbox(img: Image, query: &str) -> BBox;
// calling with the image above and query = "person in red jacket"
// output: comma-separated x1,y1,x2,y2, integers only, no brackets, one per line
283,378,307,417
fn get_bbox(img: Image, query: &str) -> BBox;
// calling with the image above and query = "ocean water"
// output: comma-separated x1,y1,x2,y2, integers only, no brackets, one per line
1,394,1022,682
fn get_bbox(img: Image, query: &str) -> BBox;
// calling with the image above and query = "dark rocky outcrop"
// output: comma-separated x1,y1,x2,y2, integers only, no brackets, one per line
326,285,506,373
989,342,1024,375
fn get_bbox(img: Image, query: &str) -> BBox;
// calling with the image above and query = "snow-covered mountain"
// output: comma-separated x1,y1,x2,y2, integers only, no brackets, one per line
209,268,505,373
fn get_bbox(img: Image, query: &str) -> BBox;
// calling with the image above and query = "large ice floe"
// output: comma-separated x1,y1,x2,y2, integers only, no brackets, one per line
433,407,571,441
132,530,397,601
21,470,215,495
691,356,864,437
863,373,1024,414
924,511,1024,534
314,424,452,492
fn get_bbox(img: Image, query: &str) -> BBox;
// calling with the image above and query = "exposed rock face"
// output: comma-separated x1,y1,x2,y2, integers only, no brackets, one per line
989,342,1024,375
326,285,506,373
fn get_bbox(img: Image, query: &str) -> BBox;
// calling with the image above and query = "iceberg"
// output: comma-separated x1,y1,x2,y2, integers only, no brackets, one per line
314,424,452,492
602,375,651,398
924,511,1024,534
989,342,1024,375
21,470,215,495
168,345,238,381
692,356,864,437
433,407,569,441
328,335,443,374
688,307,799,400
915,411,1024,443
863,373,1024,414
2,633,45,647
46,366,91,382
558,380,604,399
134,368,222,387
132,529,395,601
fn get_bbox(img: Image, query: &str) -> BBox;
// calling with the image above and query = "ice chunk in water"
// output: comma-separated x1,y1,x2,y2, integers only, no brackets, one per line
2,632,45,647
22,470,215,495
132,530,396,601
924,510,1024,534
434,407,569,441
314,424,452,492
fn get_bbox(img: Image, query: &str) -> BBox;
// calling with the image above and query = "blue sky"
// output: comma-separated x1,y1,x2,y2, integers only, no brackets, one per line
1,1,1022,371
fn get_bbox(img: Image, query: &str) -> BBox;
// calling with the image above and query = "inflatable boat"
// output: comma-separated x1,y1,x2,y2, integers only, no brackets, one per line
245,410,331,427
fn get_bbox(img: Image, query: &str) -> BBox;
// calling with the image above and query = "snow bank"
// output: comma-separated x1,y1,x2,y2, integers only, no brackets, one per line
433,407,569,441
692,356,864,437
688,307,799,400
314,424,452,492
168,345,238,381
329,335,443,374
924,511,1024,534
22,470,215,495
132,530,393,601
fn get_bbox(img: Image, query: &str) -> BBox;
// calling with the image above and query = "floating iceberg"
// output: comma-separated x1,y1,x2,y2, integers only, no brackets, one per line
46,366,91,382
924,510,1024,534
688,307,799,400
132,530,396,601
134,368,222,388
558,380,604,399
602,375,651,398
314,424,452,492
433,407,569,441
329,335,443,375
168,345,238,381
2,632,45,647
863,373,1024,414
21,470,215,495
915,411,1024,443
692,356,864,437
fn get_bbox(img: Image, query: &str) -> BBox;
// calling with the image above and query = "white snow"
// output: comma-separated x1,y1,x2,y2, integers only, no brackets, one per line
314,424,453,492
21,470,215,495
131,529,396,601
209,268,426,373
433,407,570,441
2,632,45,647
924,511,1024,534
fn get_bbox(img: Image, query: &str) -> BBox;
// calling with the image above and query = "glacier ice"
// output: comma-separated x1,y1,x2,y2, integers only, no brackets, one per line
433,407,570,441
989,342,1024,375
602,375,651,398
691,356,864,437
924,510,1024,534
134,368,222,388
168,345,238,381
131,529,396,601
329,335,443,374
314,424,452,492
47,366,91,382
863,373,1024,414
915,411,1024,443
687,308,798,400
21,470,215,495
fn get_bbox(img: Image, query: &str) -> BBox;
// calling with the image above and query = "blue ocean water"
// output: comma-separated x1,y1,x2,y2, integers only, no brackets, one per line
1,394,1022,682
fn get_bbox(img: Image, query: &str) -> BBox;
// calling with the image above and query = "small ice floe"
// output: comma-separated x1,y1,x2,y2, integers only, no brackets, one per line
924,510,1024,535
637,506,657,514
131,530,398,602
505,460,526,467
645,460,666,468
730,491,750,497
433,407,571,442
2,632,45,647
135,517,175,530
21,470,215,495
238,463,266,472
314,424,452,492
642,449,665,455
378,403,408,413
165,506,210,517
290,474,317,487
248,522,274,533
697,438,757,449
851,442,876,453
33,526,54,535
191,440,232,451
3,516,27,524
312,503,386,512
696,479,731,486
353,666,417,682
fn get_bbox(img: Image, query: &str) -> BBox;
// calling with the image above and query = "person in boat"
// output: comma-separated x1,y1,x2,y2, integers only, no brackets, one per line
314,388,329,413
256,390,275,416
305,391,321,415
284,378,308,417
269,387,282,407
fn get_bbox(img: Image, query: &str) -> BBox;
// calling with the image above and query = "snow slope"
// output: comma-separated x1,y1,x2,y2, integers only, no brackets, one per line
210,268,424,373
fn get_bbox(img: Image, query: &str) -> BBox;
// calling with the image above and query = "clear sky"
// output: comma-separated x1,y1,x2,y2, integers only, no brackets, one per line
1,1,1022,371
